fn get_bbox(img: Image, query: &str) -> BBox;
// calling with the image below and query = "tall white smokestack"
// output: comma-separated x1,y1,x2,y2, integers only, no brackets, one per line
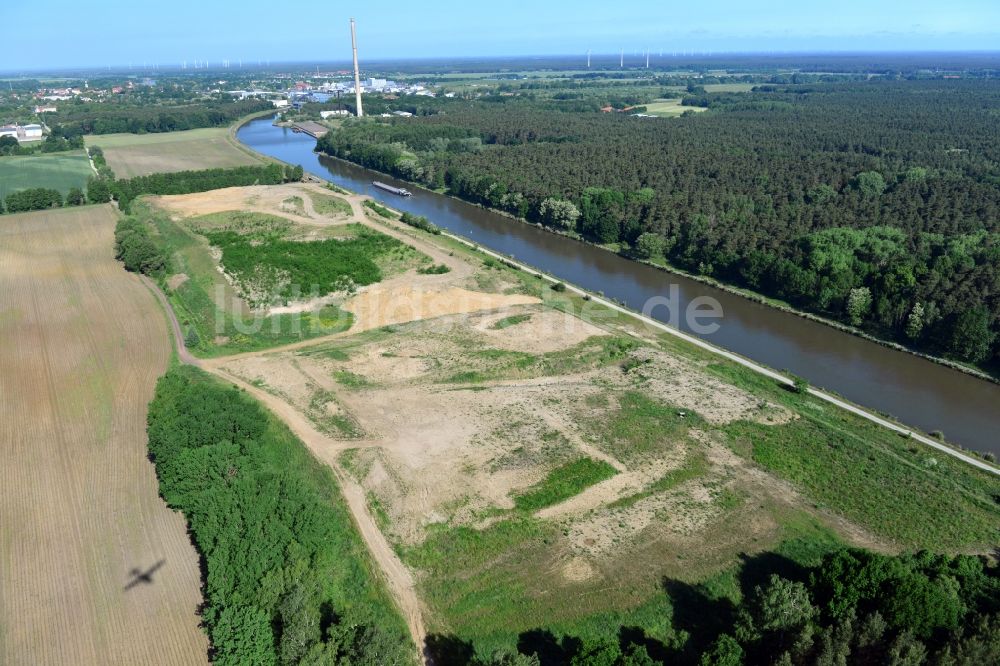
350,18,364,117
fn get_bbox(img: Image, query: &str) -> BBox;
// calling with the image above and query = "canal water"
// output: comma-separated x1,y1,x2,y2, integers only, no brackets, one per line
238,115,1000,454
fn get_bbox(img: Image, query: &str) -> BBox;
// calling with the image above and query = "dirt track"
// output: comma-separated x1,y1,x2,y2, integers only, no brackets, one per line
147,291,430,655
141,193,433,656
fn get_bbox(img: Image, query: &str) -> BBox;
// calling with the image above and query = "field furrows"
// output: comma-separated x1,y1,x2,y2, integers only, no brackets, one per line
0,206,207,664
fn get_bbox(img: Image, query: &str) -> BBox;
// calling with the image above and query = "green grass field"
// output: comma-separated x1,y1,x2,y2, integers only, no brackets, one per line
309,191,353,217
0,151,92,199
641,99,709,117
84,128,262,178
703,83,756,93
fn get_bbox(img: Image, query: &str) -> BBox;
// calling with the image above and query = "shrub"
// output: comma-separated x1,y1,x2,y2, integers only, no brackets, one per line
417,263,451,275
3,187,63,213
363,199,395,218
788,375,810,394
114,217,167,276
400,211,441,234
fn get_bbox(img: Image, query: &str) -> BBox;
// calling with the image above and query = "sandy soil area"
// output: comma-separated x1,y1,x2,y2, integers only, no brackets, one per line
146,183,888,647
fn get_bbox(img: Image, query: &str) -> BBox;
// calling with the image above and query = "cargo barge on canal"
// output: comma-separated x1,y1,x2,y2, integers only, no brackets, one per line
373,181,412,196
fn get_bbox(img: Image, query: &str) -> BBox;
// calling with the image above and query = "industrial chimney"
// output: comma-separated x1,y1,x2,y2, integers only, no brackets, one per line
350,18,364,117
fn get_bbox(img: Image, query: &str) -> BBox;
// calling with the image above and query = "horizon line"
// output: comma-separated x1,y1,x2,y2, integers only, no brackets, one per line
5,49,1000,77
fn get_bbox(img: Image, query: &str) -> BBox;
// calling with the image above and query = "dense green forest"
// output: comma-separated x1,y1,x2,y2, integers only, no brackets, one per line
146,366,414,665
50,98,273,135
316,80,1000,368
425,547,1000,665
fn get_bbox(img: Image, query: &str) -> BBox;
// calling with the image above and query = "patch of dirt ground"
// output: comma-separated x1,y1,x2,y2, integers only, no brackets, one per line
150,183,327,221
217,304,874,564
343,285,539,332
473,306,608,353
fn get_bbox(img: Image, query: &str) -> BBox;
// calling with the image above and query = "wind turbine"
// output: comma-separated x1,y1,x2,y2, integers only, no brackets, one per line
587,49,591,68
620,48,624,68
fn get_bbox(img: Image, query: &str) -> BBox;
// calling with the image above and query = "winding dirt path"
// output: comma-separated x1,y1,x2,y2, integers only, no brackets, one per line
142,277,429,660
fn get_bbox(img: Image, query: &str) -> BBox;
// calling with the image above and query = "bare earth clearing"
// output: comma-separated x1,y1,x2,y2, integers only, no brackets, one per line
147,185,893,645
0,206,207,664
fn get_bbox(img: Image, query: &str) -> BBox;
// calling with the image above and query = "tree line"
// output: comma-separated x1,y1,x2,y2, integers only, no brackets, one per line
1,187,85,213
315,80,1000,367
107,163,302,211
3,163,302,214
146,366,415,665
50,98,273,136
0,132,85,156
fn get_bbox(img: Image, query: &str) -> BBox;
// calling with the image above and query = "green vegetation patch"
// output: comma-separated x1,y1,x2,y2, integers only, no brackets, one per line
363,199,396,218
489,313,532,329
728,417,1000,550
309,192,353,217
202,223,399,305
610,449,710,509
702,359,1000,550
588,390,703,464
134,205,354,356
146,366,413,664
185,211,427,307
513,457,618,511
417,263,451,274
333,369,371,389
442,335,637,384
0,150,92,199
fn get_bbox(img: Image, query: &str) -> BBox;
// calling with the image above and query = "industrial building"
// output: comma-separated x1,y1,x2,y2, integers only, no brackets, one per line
0,124,44,141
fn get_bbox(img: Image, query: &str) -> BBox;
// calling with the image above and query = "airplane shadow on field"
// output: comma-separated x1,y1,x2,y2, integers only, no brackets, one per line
124,559,166,591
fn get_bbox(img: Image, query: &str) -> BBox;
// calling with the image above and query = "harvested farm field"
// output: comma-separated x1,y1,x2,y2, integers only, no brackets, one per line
84,128,263,178
0,205,207,664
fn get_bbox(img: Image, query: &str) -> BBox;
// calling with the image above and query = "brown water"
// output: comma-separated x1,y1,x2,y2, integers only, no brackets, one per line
238,116,1000,454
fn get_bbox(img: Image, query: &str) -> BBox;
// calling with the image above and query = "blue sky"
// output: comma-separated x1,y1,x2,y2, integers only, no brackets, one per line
3,0,1000,71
